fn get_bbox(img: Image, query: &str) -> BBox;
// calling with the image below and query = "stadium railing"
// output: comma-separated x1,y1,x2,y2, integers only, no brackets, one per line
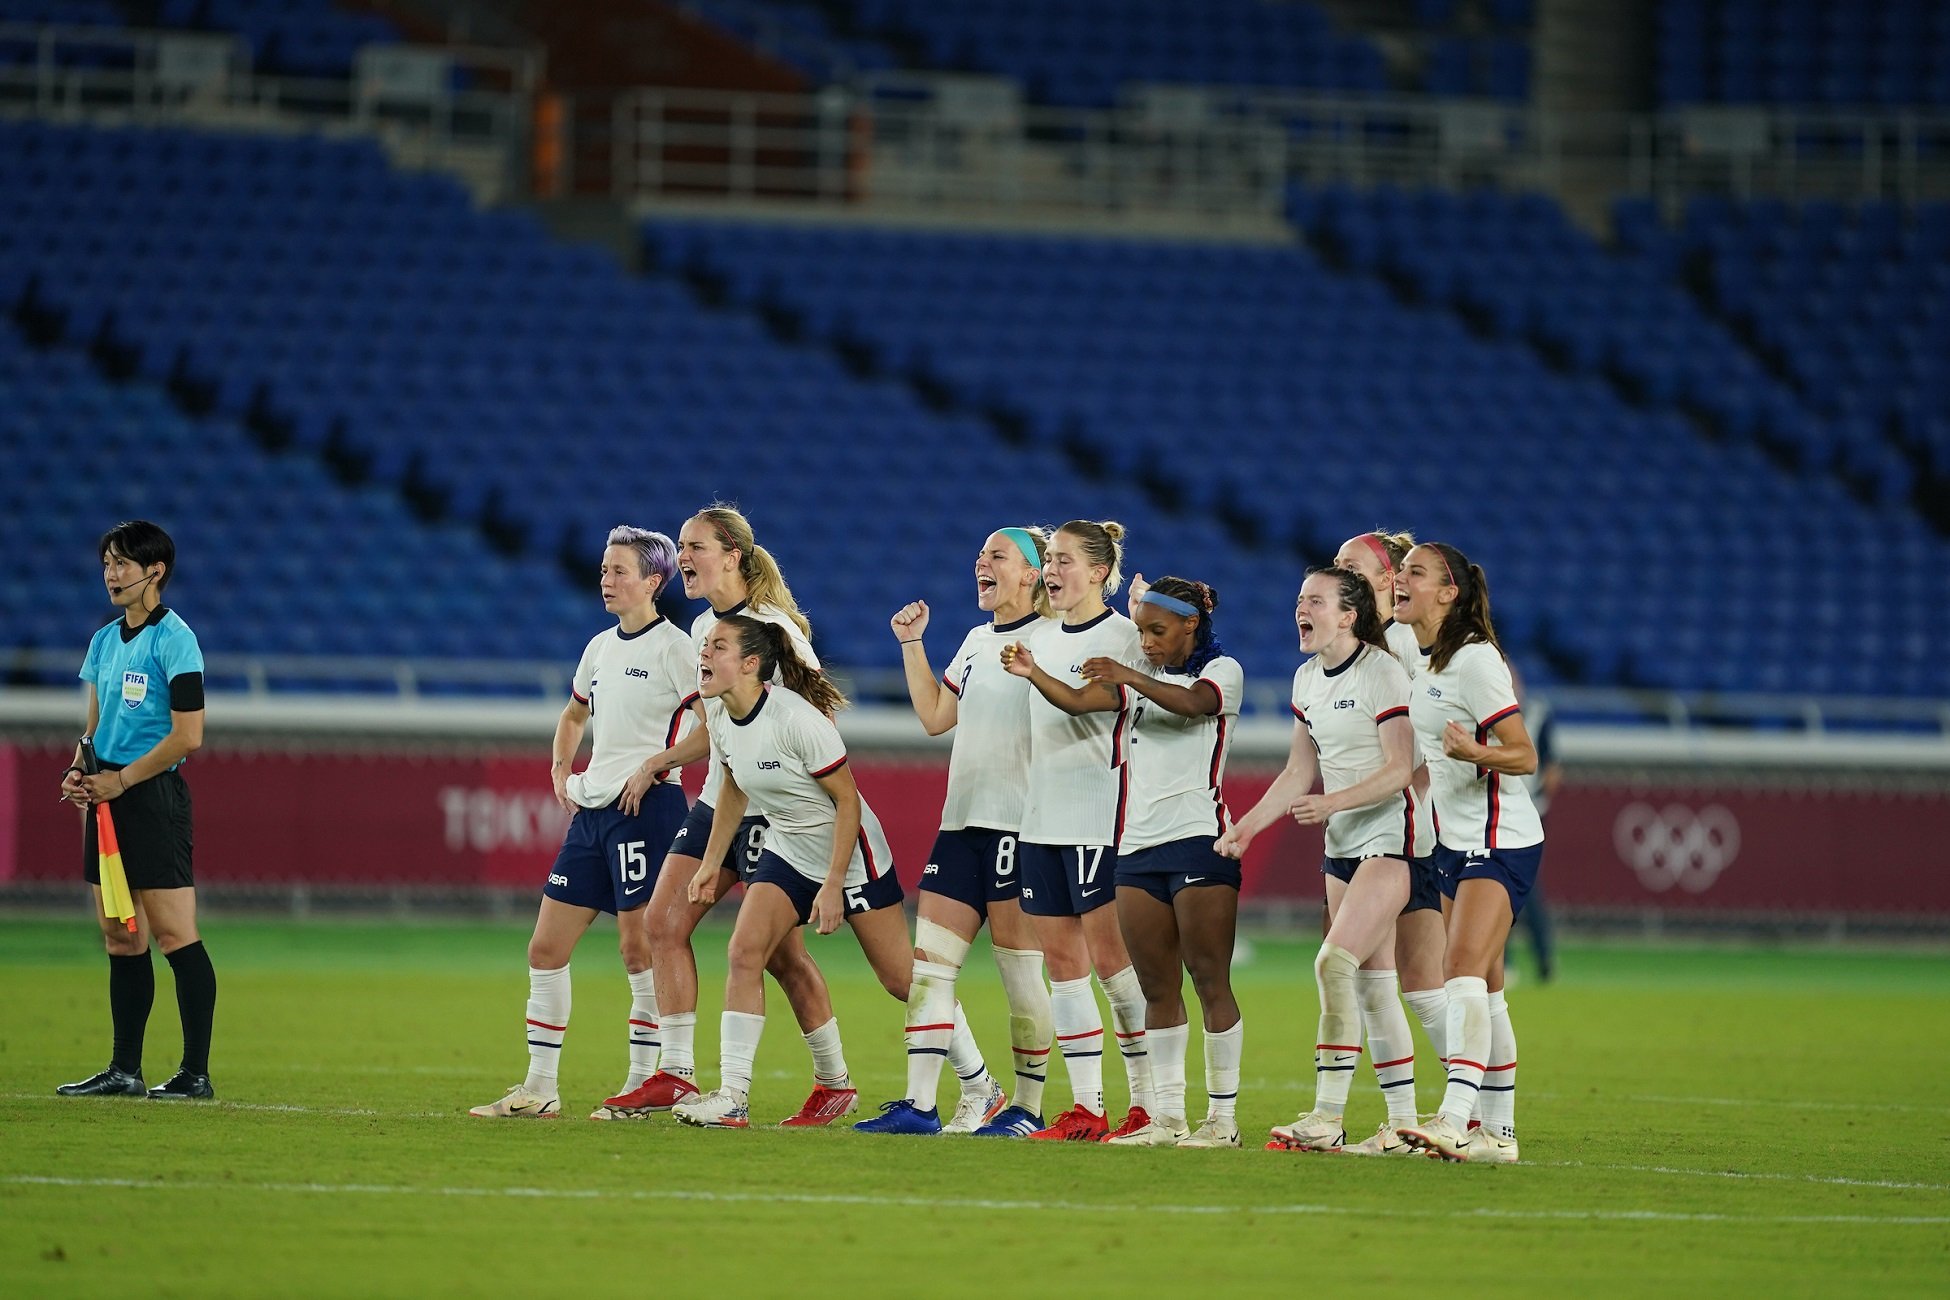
0,20,540,202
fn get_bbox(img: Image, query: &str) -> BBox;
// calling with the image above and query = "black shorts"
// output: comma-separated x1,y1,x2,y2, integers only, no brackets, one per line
1019,841,1117,917
667,799,770,883
747,850,905,926
1404,854,1441,914
82,766,193,891
1115,836,1241,905
919,826,1023,916
542,783,688,915
1435,843,1545,918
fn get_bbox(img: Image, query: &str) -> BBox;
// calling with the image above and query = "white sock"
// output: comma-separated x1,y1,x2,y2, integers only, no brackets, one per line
994,945,1053,1117
1204,1018,1242,1120
1404,986,1448,1061
659,1011,697,1078
1147,1022,1189,1124
902,960,957,1112
1358,969,1417,1125
1049,975,1104,1115
625,968,659,1089
803,1016,849,1089
1483,989,1517,1139
949,1002,991,1096
1100,966,1153,1114
1312,943,1360,1117
720,1010,764,1096
522,965,569,1095
1439,976,1490,1128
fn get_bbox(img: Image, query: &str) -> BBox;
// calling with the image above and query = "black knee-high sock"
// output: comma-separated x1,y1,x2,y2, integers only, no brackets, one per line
164,941,217,1075
108,950,155,1075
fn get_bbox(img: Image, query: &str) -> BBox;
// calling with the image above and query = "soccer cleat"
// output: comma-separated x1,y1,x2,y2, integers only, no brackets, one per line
147,1070,215,1101
1028,1104,1110,1142
852,1099,943,1135
1178,1114,1242,1149
943,1075,1007,1134
972,1104,1044,1138
1105,1114,1189,1146
1101,1106,1152,1142
56,1065,147,1098
1397,1113,1472,1161
1342,1121,1415,1156
1266,1110,1344,1152
673,1088,751,1128
778,1084,858,1127
593,1070,698,1118
1470,1127,1520,1164
468,1084,560,1119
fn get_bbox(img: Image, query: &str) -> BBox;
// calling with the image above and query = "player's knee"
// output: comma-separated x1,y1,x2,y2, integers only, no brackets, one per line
618,930,652,972
726,933,772,977
1186,955,1232,1007
101,927,146,957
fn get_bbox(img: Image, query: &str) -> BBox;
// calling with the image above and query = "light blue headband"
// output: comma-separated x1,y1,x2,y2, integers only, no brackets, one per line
999,527,1044,572
1139,591,1199,618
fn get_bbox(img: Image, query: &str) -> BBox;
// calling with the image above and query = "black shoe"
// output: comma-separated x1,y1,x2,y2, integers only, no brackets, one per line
147,1069,215,1100
56,1065,147,1097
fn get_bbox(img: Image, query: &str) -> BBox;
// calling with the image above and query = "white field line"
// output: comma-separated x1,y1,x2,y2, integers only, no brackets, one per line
1241,1081,1933,1115
9,1093,1944,1194
3,1174,1944,1227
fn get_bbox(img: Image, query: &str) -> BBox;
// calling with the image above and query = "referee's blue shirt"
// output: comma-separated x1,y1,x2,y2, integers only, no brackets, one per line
80,608,205,767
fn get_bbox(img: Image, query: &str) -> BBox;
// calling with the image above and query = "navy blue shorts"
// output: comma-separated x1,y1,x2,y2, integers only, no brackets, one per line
1405,855,1440,914
747,849,905,926
920,826,1023,916
1435,843,1545,918
1019,841,1117,917
1115,837,1241,905
543,782,688,915
666,799,769,883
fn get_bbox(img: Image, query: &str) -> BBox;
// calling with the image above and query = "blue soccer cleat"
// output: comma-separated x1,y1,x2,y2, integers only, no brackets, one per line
972,1104,1044,1138
852,1099,942,1135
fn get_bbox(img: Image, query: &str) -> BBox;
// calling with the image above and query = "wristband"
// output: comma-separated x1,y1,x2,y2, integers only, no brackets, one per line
899,638,923,644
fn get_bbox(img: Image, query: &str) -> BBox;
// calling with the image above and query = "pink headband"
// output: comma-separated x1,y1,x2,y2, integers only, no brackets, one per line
1359,535,1394,575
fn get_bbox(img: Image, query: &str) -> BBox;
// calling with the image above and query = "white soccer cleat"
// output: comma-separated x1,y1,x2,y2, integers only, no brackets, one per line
943,1074,1008,1135
1266,1110,1343,1152
1177,1114,1241,1149
673,1088,751,1128
469,1085,560,1119
1470,1126,1520,1164
1397,1113,1472,1161
1341,1121,1415,1156
1105,1114,1191,1147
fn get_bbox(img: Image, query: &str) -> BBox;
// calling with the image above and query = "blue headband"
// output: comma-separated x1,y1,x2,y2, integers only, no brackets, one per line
999,527,1043,572
1139,591,1199,618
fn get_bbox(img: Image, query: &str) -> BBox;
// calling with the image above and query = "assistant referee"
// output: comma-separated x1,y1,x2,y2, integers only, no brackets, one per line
57,520,217,1101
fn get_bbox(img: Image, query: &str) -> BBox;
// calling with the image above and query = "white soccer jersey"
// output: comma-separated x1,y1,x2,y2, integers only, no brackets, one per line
938,611,1053,833
1018,609,1144,847
1410,641,1545,852
1386,620,1437,858
1121,655,1244,853
688,600,821,808
705,685,893,888
1291,642,1414,859
567,617,697,808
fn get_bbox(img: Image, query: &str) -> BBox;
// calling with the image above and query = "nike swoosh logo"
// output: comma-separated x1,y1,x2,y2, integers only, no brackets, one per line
1080,888,1100,898
623,885,645,896
1184,876,1205,884
1334,1054,1356,1063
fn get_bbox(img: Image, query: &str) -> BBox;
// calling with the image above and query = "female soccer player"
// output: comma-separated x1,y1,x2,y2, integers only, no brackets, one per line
1393,543,1543,1164
672,617,986,1127
57,520,214,1101
853,527,1057,1138
1071,576,1248,1150
471,527,695,1121
1331,528,1446,1155
601,505,867,1126
1221,568,1414,1153
1000,520,1155,1142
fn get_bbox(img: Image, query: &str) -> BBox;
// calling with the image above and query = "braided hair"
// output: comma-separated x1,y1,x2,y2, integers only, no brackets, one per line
1142,575,1226,674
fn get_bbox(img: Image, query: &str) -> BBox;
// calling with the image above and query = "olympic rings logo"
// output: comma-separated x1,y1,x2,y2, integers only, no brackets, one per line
1612,802,1740,894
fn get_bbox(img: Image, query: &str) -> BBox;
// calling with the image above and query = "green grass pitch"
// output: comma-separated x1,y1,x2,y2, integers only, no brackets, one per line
3,915,1947,1297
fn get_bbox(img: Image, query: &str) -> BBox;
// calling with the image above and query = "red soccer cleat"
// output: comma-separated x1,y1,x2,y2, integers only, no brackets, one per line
1028,1104,1111,1141
778,1084,859,1127
596,1071,699,1117
1101,1106,1151,1142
